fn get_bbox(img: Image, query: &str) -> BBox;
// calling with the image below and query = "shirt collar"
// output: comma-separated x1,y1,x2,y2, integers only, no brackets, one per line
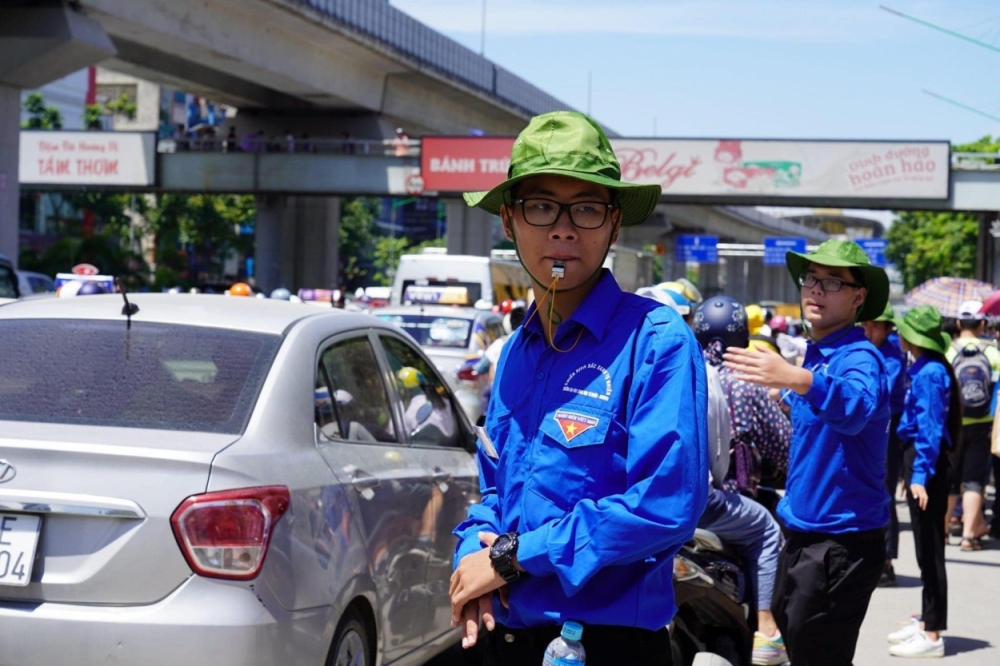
522,269,621,343
808,325,867,359
907,354,931,376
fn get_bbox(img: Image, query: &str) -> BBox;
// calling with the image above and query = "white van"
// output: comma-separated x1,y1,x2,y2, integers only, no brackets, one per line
391,251,531,307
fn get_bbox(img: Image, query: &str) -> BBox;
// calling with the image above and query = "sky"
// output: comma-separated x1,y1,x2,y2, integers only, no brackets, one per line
390,0,1000,144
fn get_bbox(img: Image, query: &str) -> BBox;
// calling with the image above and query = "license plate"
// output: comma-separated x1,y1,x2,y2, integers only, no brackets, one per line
0,513,41,587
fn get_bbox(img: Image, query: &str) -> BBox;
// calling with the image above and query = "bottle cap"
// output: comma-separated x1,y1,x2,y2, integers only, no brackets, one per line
561,621,583,642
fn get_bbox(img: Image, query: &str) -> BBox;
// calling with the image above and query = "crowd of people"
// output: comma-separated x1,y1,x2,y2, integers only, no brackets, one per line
447,110,997,666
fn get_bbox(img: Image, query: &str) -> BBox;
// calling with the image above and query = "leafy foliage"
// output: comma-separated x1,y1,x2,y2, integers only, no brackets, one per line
883,134,998,291
21,92,62,130
885,211,979,291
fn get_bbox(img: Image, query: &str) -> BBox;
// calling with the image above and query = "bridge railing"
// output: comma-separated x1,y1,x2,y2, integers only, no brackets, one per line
158,136,421,156
952,152,1000,170
289,0,569,116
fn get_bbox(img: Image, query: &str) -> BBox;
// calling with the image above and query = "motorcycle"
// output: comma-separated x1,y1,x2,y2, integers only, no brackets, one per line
670,488,783,666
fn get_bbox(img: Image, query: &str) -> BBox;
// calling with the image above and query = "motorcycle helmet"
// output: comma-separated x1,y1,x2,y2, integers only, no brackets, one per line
694,296,749,350
229,282,253,297
769,315,789,334
397,367,426,390
636,286,692,316
745,304,766,335
76,281,107,296
270,287,292,301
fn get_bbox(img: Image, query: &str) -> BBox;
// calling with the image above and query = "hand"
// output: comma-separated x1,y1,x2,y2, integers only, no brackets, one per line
910,483,929,510
450,532,506,645
723,346,813,394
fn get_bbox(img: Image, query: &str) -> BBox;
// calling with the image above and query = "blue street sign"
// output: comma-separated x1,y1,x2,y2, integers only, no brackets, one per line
857,238,888,267
675,235,719,264
763,237,807,266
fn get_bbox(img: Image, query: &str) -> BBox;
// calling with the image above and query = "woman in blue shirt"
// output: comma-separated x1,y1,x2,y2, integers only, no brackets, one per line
888,306,962,658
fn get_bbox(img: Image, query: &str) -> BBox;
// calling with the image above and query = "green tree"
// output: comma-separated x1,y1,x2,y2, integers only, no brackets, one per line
145,194,255,289
885,211,979,291
21,92,63,129
884,134,998,291
338,197,381,288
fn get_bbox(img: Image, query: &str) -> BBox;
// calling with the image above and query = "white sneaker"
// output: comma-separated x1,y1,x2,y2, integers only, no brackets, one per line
889,632,944,658
888,617,921,644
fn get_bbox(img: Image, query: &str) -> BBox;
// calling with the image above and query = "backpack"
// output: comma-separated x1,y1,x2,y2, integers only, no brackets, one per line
951,341,994,419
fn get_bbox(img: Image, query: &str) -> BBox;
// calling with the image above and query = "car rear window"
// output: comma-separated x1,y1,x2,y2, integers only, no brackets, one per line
0,319,280,433
376,314,472,348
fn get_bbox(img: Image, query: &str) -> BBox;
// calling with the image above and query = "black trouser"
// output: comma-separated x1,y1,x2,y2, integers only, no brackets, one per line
773,527,885,666
904,446,950,632
885,413,904,559
992,453,1000,534
482,623,673,666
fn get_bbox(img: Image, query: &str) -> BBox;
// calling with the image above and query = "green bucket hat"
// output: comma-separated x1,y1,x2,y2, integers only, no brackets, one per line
872,300,896,324
786,238,889,322
895,305,951,355
463,111,662,227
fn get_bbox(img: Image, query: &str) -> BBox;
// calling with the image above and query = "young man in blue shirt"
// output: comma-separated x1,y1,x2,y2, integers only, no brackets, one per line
448,111,708,665
724,240,890,666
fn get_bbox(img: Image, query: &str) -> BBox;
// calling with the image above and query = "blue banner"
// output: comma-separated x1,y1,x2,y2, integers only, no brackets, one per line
675,235,719,264
763,237,807,266
857,238,888,267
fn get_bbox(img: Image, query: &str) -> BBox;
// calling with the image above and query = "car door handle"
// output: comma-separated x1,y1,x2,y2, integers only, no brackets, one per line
349,469,380,498
431,467,451,492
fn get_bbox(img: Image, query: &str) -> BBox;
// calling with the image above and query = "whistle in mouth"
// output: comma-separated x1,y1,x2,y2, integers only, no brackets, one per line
552,260,566,280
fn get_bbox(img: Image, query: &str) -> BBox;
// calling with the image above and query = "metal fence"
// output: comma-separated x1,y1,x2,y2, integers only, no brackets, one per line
289,0,570,116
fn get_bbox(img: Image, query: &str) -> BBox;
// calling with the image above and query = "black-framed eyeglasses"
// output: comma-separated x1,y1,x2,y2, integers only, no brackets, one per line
515,198,616,229
798,274,863,292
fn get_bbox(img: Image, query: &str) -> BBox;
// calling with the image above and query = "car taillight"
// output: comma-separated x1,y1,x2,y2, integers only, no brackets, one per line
170,486,290,580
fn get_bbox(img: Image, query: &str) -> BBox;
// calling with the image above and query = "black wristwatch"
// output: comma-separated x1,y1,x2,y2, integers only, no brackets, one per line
489,532,522,582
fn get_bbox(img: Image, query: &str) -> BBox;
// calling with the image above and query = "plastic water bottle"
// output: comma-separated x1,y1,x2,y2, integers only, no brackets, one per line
542,621,586,666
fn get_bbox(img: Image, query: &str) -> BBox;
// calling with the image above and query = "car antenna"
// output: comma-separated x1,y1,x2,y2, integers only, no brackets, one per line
117,278,140,361
116,277,139,328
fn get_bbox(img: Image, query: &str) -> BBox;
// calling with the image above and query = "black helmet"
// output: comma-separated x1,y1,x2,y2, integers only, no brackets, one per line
694,296,749,350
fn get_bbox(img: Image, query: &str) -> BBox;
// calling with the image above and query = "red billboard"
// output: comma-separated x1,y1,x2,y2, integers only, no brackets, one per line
421,136,515,192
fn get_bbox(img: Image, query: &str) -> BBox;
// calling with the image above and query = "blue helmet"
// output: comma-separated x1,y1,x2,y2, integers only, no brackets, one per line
270,287,291,301
694,296,749,350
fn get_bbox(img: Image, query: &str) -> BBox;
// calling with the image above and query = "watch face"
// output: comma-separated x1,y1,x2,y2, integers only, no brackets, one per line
491,534,513,558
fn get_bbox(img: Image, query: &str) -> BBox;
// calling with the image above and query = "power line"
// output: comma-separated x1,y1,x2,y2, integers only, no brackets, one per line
880,5,1000,55
921,89,1000,124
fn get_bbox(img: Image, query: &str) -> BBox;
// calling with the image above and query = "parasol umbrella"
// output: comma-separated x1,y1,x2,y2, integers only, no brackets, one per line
980,290,1000,316
903,277,995,318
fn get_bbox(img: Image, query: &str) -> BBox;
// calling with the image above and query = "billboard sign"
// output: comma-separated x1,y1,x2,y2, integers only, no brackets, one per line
857,238,889,267
20,131,156,186
420,136,950,200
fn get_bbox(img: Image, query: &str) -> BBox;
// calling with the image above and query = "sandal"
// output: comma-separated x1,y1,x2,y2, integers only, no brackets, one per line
960,537,983,551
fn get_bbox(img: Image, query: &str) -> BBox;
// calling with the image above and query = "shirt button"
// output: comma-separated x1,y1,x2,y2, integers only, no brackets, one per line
536,372,545,380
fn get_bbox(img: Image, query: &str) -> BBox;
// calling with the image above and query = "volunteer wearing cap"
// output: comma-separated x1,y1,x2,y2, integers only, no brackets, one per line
448,111,707,666
945,299,1000,551
724,239,891,666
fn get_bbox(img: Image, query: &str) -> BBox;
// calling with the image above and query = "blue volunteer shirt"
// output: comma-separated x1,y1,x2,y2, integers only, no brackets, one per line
453,269,708,631
880,339,907,417
897,356,952,487
779,326,891,533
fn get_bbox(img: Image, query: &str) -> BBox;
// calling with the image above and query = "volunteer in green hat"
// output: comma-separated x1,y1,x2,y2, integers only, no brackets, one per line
724,239,892,665
450,111,708,665
888,306,962,657
862,301,908,588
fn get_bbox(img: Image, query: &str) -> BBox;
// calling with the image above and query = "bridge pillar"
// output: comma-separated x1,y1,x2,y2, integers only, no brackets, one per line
444,199,493,257
255,195,341,294
0,86,18,266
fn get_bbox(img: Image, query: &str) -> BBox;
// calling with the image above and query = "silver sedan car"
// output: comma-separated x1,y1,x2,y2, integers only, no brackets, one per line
0,294,478,666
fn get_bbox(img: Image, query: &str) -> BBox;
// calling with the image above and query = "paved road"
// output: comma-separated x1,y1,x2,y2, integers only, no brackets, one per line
425,495,1000,666
855,494,999,665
